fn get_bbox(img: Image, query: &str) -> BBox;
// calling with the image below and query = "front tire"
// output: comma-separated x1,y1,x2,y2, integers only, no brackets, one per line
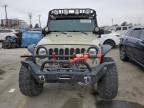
104,40,115,48
19,64,43,97
97,57,118,99
2,40,11,49
120,46,129,61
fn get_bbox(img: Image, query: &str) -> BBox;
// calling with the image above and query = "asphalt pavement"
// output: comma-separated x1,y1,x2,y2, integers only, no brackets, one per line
0,48,144,108
0,42,2,49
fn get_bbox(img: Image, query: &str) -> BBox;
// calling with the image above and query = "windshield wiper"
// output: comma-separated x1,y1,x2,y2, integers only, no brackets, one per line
68,31,88,35
81,32,88,35
60,32,67,35
80,32,88,35
54,31,88,35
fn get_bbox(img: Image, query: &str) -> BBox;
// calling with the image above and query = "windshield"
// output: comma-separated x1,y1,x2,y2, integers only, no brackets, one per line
48,19,96,32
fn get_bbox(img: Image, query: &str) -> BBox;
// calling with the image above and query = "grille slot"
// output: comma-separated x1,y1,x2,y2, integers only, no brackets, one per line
65,48,69,60
76,48,80,54
49,48,53,60
54,48,58,59
48,48,86,60
81,48,86,53
59,48,64,60
70,48,75,59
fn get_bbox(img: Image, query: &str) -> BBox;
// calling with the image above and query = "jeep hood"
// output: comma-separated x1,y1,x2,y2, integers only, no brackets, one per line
37,32,100,46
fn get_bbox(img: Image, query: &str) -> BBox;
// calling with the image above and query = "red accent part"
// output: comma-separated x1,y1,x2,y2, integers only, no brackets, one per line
97,49,102,64
69,53,90,63
52,52,56,60
76,54,83,58
83,53,89,59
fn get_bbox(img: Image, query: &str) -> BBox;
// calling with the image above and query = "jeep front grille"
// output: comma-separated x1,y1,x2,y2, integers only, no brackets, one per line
48,48,86,60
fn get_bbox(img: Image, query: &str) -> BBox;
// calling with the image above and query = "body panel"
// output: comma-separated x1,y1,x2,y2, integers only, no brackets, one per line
100,32,120,46
37,32,100,46
120,26,144,67
0,29,16,41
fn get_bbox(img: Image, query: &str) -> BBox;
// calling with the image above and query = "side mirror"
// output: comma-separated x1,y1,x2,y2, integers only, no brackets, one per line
94,27,104,38
42,27,49,36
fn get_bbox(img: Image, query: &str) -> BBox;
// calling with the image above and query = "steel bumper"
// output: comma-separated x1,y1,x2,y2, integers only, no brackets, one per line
21,60,115,85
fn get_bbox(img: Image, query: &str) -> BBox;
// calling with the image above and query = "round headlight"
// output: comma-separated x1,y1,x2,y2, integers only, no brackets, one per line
53,10,59,15
38,47,47,56
88,48,97,56
85,9,90,15
64,9,69,15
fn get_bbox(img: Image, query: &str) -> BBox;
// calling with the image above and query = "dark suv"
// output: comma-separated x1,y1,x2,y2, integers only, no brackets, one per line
119,26,144,67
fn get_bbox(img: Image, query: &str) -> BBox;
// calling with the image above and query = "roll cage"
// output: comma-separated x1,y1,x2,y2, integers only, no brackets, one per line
47,8,98,27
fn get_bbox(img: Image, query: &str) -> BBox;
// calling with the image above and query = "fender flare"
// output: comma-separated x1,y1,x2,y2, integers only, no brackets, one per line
101,45,112,57
103,39,116,45
27,44,36,55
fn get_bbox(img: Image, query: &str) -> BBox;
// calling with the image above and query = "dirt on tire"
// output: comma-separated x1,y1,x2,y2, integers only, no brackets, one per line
97,57,118,99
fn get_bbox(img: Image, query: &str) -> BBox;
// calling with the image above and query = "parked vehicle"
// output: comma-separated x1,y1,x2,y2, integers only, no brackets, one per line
115,26,132,36
100,29,120,48
20,31,43,48
2,30,42,49
0,29,18,41
119,26,144,67
19,8,118,99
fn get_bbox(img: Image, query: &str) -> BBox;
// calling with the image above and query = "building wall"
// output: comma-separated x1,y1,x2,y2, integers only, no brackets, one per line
0,19,28,28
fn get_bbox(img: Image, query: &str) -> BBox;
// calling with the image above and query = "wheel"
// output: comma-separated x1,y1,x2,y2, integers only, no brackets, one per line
6,36,17,48
2,40,11,49
97,57,118,99
120,46,129,61
2,41,7,49
5,36,11,40
19,61,43,97
104,40,115,48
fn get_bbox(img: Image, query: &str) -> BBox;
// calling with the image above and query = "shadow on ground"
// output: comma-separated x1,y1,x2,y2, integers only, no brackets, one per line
96,100,144,108
128,60,144,72
60,98,83,108
0,69,5,75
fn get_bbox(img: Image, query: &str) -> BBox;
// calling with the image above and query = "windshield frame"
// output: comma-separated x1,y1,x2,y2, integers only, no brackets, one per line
47,18,97,32
46,8,98,32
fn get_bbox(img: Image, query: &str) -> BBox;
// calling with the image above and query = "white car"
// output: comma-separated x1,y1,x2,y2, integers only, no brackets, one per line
100,30,120,48
115,26,132,36
0,29,17,41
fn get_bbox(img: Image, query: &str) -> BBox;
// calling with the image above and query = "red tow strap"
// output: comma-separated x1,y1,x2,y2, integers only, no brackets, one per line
97,49,102,64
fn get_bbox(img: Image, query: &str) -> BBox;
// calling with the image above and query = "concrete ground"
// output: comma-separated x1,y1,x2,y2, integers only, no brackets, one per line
0,44,144,108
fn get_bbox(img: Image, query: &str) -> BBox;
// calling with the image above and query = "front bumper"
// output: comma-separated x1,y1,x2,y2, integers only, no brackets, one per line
21,60,115,85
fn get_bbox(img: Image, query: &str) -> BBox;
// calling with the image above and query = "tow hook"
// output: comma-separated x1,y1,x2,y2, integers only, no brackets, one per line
78,76,91,85
38,75,45,83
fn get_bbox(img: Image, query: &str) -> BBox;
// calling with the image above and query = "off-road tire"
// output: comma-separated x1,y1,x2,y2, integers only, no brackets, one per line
104,40,115,48
2,41,7,49
120,46,129,61
97,57,118,99
19,58,43,96
2,40,11,49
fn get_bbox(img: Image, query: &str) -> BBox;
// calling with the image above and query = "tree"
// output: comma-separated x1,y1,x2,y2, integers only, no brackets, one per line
129,23,133,26
1,23,4,27
121,21,128,26
34,24,39,28
30,24,33,28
